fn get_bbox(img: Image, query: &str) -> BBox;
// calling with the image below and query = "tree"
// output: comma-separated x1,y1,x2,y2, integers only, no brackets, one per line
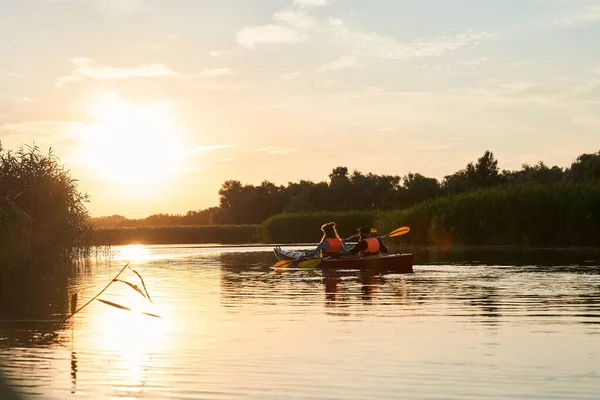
443,150,501,194
567,151,600,181
402,173,440,206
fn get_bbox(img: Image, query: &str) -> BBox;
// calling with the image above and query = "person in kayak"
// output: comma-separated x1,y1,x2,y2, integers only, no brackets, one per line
304,222,347,258
347,226,389,256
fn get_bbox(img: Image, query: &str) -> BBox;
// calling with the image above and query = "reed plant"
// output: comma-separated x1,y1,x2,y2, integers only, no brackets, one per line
0,144,93,269
379,182,600,247
259,211,375,243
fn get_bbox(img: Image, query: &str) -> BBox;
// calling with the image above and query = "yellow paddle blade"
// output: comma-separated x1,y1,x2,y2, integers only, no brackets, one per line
388,226,410,237
274,259,295,268
370,228,377,233
298,259,322,269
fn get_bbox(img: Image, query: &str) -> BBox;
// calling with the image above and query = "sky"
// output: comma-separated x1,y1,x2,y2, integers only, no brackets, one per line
1,0,599,218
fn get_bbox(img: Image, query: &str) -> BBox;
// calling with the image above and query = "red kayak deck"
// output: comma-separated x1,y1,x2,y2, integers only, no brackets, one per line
273,247,414,273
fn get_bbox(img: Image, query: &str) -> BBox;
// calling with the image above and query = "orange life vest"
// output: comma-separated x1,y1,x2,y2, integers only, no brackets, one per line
360,238,380,256
322,238,342,256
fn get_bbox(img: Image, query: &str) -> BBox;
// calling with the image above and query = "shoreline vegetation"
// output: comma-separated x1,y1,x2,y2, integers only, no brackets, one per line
92,181,600,248
2,142,600,272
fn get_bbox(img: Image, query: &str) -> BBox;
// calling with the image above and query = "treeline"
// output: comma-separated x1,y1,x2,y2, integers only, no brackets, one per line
91,180,600,247
93,150,600,227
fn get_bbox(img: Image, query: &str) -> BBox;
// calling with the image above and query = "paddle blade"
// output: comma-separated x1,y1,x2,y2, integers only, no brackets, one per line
274,259,295,268
388,226,410,237
298,259,322,269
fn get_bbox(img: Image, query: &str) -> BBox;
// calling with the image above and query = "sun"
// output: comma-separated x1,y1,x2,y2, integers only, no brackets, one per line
82,92,187,185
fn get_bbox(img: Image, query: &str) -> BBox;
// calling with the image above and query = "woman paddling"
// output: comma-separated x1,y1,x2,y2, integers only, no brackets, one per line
347,226,389,256
304,222,347,258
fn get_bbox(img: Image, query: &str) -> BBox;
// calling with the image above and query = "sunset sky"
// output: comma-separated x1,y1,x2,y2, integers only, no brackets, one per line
1,0,599,218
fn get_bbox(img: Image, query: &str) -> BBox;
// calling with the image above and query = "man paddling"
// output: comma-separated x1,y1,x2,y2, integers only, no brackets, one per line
346,226,389,256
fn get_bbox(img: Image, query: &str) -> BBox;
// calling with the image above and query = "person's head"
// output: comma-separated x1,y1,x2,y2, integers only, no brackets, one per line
321,222,340,240
357,226,372,239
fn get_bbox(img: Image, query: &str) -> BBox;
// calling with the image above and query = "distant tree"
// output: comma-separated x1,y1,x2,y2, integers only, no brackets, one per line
503,161,563,185
401,172,440,206
328,166,354,210
566,151,600,181
443,150,501,194
474,151,501,188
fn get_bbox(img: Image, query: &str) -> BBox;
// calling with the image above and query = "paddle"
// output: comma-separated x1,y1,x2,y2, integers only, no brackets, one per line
272,230,375,268
380,226,410,238
296,226,411,268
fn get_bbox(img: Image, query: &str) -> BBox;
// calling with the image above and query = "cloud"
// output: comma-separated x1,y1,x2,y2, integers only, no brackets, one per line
2,70,23,79
318,56,362,71
592,66,600,75
199,68,236,77
551,4,600,26
281,71,301,80
0,120,84,137
329,19,497,60
236,24,308,48
43,0,145,12
192,144,234,153
273,10,315,29
293,0,328,8
14,96,37,103
56,57,178,86
256,146,300,155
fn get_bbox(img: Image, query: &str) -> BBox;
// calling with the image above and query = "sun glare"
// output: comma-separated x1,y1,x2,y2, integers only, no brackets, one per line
82,92,187,185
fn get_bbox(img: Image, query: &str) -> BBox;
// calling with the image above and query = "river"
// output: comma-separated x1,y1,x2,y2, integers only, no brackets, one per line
1,245,599,399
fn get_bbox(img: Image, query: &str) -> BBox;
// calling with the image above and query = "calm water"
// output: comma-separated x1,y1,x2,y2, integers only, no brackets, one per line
1,245,600,399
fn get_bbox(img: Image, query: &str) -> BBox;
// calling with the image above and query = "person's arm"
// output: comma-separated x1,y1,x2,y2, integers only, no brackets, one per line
378,238,389,253
347,240,367,255
305,241,328,258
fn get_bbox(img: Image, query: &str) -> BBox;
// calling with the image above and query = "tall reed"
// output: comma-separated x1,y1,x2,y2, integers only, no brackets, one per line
259,211,375,243
379,182,600,247
0,144,93,268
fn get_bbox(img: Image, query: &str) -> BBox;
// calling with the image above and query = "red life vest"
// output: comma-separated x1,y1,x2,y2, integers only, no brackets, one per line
323,238,342,256
360,238,380,256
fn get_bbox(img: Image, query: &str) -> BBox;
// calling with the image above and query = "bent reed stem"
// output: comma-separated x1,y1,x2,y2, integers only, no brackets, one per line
60,262,130,324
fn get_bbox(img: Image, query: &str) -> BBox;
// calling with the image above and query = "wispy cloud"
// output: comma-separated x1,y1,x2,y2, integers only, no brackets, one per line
192,144,234,153
458,57,490,69
281,71,301,80
318,56,362,71
199,68,236,77
256,146,300,155
56,57,178,86
551,4,600,26
0,120,84,136
43,0,145,13
293,0,328,8
329,18,497,60
236,24,308,48
2,70,23,79
14,96,36,103
592,65,600,75
273,9,315,29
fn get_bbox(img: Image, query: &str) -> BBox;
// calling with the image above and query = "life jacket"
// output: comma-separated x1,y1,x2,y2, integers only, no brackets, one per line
322,238,342,256
360,238,380,256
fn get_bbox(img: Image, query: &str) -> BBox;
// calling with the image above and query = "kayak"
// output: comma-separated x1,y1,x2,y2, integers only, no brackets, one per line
273,246,414,273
